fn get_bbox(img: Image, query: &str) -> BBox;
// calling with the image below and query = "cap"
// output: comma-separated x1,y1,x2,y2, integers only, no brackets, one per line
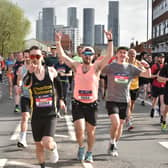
158,53,165,57
117,46,129,52
51,45,57,49
81,46,95,54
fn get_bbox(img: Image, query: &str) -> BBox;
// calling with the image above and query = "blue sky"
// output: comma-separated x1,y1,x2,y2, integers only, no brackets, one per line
11,0,152,46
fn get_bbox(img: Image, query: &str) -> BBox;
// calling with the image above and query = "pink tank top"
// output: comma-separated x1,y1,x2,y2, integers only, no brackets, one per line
73,64,99,103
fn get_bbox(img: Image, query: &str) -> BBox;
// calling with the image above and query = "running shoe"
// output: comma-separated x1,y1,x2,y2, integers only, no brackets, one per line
108,143,118,157
14,106,20,113
17,140,28,148
49,143,59,163
150,108,154,118
85,151,93,163
126,120,134,131
161,123,167,132
77,146,85,161
56,112,63,119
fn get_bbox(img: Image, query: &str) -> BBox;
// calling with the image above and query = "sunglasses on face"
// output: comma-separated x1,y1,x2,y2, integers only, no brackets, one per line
82,51,94,56
30,54,41,59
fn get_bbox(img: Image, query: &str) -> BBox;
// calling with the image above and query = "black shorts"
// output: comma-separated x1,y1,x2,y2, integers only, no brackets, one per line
151,86,165,98
20,96,30,112
13,75,17,86
31,117,56,142
139,77,150,86
130,88,139,101
72,99,98,126
106,101,128,120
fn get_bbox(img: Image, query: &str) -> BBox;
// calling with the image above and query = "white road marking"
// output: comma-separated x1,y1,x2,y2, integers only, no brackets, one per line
7,161,52,168
64,115,76,141
159,142,168,149
82,162,94,168
54,134,69,138
10,122,21,140
0,159,7,167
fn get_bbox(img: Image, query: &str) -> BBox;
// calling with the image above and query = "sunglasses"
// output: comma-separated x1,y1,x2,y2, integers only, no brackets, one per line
30,54,41,59
82,51,94,56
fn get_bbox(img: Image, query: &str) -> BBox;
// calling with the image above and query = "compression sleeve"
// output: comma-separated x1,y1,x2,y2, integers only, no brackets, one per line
54,76,64,100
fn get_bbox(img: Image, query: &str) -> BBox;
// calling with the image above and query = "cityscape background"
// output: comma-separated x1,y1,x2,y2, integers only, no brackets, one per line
10,0,152,48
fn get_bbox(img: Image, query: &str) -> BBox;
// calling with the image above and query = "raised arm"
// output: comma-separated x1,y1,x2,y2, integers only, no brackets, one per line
96,30,113,71
55,32,78,71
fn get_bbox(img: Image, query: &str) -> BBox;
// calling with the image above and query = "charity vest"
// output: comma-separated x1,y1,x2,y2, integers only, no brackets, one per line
30,66,56,119
73,64,99,103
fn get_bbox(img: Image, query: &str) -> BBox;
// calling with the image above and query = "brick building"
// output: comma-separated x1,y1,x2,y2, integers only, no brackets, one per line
152,0,168,58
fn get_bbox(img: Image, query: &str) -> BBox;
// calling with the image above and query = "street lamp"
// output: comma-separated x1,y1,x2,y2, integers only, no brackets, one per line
147,0,149,41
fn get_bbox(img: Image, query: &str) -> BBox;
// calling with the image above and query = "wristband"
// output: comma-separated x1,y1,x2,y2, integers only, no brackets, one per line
108,39,113,42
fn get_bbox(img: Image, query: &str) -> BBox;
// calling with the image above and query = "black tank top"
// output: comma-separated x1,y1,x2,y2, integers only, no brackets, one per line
30,66,56,119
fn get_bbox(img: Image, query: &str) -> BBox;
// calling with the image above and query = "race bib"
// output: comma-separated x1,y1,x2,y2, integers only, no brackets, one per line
78,90,93,100
114,75,129,84
57,68,65,72
35,95,53,107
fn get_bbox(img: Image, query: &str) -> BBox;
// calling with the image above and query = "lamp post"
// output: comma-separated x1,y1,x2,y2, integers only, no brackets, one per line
147,0,149,41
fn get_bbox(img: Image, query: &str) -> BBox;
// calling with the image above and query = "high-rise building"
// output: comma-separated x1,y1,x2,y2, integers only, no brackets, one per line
55,25,80,53
83,8,95,46
152,0,168,56
36,19,43,41
67,7,78,28
95,25,104,45
42,8,56,44
108,1,119,47
36,11,43,41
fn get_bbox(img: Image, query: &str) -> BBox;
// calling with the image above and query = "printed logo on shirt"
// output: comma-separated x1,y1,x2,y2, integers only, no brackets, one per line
114,73,129,84
78,90,93,100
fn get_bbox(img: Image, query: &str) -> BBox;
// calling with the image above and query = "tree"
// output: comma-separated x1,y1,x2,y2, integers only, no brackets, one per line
0,0,30,57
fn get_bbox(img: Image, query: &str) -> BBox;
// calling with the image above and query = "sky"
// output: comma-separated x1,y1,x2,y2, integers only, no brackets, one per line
11,0,152,47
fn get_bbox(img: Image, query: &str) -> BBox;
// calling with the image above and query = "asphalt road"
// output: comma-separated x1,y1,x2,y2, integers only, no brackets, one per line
0,82,168,168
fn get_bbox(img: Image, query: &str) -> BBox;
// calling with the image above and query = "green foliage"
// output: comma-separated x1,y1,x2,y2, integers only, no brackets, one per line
0,0,30,57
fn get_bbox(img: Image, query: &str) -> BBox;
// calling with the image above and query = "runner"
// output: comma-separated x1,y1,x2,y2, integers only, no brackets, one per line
23,46,66,168
17,49,31,148
150,53,165,121
158,63,168,131
55,30,113,162
5,53,15,99
126,49,142,130
55,57,72,117
103,46,151,157
138,52,151,106
13,51,24,113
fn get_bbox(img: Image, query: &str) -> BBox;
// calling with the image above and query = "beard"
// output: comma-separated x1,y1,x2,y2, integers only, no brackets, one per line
83,58,91,65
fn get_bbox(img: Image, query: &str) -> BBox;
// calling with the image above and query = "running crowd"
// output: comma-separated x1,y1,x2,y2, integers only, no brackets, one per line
0,30,168,168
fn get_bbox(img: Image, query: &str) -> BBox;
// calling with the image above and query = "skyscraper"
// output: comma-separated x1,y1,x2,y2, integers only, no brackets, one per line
83,8,95,46
36,11,43,41
95,25,104,45
67,7,78,28
42,8,56,43
108,1,119,47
